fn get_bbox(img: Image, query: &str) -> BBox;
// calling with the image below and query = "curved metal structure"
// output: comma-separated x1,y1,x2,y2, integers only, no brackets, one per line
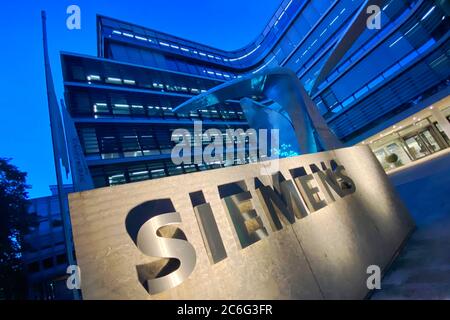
311,0,385,92
174,67,343,154
97,0,304,70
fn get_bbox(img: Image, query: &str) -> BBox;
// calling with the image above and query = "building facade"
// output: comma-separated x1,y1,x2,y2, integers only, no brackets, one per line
61,0,450,188
23,185,73,300
360,96,450,170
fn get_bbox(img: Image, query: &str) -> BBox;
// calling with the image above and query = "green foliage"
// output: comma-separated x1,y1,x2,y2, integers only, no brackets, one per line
0,158,35,299
385,153,399,164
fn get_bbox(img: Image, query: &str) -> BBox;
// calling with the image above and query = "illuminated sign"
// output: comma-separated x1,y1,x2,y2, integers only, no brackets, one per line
69,147,414,300
126,159,356,294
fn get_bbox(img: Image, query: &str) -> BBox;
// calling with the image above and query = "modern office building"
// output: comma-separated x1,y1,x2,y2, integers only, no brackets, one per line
60,0,450,189
23,185,73,300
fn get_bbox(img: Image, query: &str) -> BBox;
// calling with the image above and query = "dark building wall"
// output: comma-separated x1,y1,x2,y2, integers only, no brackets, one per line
24,185,73,300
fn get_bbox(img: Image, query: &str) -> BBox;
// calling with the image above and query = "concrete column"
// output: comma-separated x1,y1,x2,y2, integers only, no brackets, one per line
431,106,450,139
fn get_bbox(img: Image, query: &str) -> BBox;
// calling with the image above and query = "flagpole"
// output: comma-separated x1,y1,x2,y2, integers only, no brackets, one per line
60,99,95,192
60,99,79,193
41,11,80,300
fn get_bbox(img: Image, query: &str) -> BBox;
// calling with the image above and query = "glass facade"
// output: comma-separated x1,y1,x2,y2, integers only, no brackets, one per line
62,0,450,188
23,185,74,300
362,102,450,171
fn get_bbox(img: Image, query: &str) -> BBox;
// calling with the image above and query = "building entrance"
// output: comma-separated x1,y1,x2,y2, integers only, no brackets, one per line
365,102,450,172
403,127,442,160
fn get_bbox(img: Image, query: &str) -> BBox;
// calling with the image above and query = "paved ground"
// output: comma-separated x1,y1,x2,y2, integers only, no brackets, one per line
371,149,450,299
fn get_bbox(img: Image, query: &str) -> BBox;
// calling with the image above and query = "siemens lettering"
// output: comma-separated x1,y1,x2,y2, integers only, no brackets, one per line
125,159,355,295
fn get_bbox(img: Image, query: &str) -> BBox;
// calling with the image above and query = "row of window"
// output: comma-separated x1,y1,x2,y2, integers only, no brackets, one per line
102,0,337,77
27,254,67,274
26,215,63,236
296,0,409,93
252,0,348,74
313,1,448,117
249,0,335,71
67,86,246,122
25,231,65,253
64,53,225,95
91,102,246,121
329,49,450,140
107,43,238,82
85,74,210,95
287,0,356,75
90,154,259,188
79,124,251,161
315,0,415,87
102,0,301,69
295,0,412,96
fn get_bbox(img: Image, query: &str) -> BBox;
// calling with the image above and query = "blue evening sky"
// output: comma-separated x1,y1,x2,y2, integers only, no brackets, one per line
0,0,281,198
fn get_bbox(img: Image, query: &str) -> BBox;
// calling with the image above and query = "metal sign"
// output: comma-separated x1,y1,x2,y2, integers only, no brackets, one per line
69,146,414,299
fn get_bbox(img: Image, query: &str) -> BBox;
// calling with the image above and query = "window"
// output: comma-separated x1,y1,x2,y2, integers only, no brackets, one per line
121,129,143,158
56,254,67,265
80,128,100,155
354,87,369,99
321,90,338,109
112,104,131,116
140,131,160,156
342,96,355,108
383,63,401,78
129,165,149,182
51,219,63,228
28,261,40,273
166,163,184,175
108,173,126,185
93,103,109,116
368,76,384,89
99,130,120,159
43,257,54,269
131,105,145,116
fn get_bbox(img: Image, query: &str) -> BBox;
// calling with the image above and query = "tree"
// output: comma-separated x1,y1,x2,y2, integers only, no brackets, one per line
0,158,36,299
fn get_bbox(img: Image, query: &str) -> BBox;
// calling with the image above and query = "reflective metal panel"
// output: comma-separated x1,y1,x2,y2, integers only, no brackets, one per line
173,68,343,154
132,208,196,294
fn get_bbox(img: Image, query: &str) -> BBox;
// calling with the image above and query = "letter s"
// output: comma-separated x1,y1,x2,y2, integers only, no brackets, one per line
331,162,356,196
126,199,196,294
